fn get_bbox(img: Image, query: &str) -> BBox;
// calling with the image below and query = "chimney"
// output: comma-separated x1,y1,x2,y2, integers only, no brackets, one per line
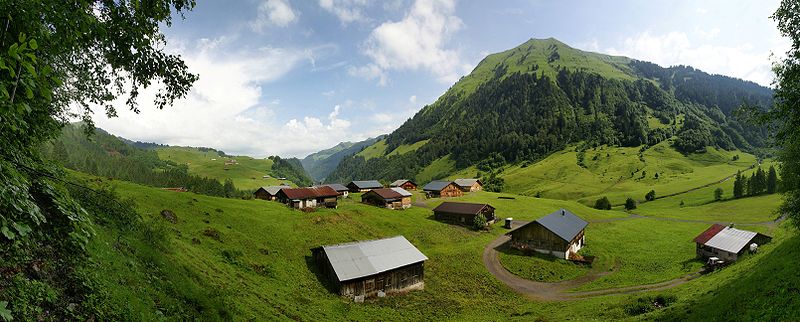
561,209,565,216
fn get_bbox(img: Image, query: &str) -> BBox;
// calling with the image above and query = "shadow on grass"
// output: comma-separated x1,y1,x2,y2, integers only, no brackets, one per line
304,254,337,294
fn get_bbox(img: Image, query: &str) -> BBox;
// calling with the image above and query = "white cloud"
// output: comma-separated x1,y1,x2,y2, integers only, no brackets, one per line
352,0,471,84
251,0,298,31
319,0,369,24
409,95,417,104
602,31,786,86
91,38,361,158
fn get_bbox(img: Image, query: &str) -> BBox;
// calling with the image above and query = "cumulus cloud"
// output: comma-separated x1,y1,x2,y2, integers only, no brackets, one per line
352,0,472,84
91,38,361,158
319,0,369,24
251,0,298,31
600,31,786,86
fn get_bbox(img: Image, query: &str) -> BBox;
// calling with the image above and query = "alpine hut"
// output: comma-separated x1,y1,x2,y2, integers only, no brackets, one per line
694,224,772,262
422,181,463,198
346,180,383,193
453,179,483,192
253,185,290,201
276,186,339,209
390,179,418,191
317,183,350,199
507,209,587,259
312,236,428,300
433,202,496,225
361,188,413,209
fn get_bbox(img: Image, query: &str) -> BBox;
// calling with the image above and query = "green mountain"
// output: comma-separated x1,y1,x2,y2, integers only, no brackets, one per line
328,38,772,184
300,135,385,182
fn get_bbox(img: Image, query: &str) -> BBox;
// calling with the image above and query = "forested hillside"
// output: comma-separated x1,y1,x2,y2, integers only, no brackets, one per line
301,135,385,182
328,38,772,183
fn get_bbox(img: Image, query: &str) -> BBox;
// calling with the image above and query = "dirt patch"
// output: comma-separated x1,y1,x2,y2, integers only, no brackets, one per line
160,209,177,224
202,227,222,242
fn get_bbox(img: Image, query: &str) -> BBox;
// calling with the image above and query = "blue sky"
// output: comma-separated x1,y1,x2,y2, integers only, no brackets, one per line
93,0,788,158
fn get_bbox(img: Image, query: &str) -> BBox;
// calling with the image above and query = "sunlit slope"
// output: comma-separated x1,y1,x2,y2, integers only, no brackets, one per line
156,146,292,189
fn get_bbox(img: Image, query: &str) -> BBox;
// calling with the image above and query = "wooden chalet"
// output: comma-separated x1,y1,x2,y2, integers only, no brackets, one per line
276,186,339,209
453,179,483,192
433,202,495,225
317,183,350,199
694,224,772,262
422,181,463,198
253,185,290,201
390,179,418,191
361,188,413,210
312,236,428,300
346,180,383,193
507,209,587,259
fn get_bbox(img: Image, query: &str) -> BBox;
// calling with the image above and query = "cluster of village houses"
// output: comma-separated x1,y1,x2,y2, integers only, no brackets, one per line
252,178,772,301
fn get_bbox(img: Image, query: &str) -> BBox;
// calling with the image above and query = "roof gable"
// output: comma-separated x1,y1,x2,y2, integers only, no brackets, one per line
390,179,416,187
349,180,383,189
280,186,338,199
693,224,726,244
423,180,455,191
367,187,412,200
454,178,481,187
318,183,348,192
509,209,587,242
321,236,428,282
704,227,759,253
432,202,492,215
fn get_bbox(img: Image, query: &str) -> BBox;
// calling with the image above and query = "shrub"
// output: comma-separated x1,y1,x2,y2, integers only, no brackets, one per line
594,197,612,210
473,213,488,231
624,294,677,316
714,187,724,201
625,198,637,210
645,190,656,201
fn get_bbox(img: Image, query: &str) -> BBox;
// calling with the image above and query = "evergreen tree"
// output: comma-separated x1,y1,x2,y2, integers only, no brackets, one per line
594,197,612,210
754,167,767,195
714,187,724,201
733,171,745,199
645,190,656,201
767,165,778,194
625,197,637,210
747,173,757,196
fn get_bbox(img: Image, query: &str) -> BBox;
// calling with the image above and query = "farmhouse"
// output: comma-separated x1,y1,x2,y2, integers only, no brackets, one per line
507,209,587,259
422,181,463,198
253,185,290,201
317,183,350,199
433,202,496,225
276,186,339,209
454,179,483,192
390,179,418,191
361,188,413,210
694,224,772,262
347,180,383,193
312,236,428,300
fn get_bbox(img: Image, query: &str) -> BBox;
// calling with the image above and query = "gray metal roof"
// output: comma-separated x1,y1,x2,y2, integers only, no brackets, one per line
454,178,480,188
319,183,348,192
704,227,758,253
390,179,413,187
321,236,428,282
349,180,383,189
390,187,413,197
525,209,587,242
423,180,453,191
261,185,290,195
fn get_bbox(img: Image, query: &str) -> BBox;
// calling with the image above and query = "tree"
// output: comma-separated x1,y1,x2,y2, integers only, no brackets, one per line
594,197,612,210
714,187,724,201
769,1,800,228
733,171,745,199
767,165,779,194
645,190,656,201
754,167,767,195
625,197,637,210
473,213,488,231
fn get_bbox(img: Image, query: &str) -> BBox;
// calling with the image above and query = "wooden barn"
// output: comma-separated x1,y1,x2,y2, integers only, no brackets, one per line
390,179,418,191
694,224,772,262
422,181,463,198
433,202,496,225
317,183,350,199
361,188,413,210
347,180,383,193
312,236,428,300
253,185,289,201
276,186,339,209
507,209,587,259
453,179,483,192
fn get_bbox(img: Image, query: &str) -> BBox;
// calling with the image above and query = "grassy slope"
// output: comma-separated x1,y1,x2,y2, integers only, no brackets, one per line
354,139,388,161
155,146,292,190
414,155,457,184
387,139,429,157
500,141,756,205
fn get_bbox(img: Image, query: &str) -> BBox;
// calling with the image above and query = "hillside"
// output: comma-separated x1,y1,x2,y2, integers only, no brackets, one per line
301,135,385,182
327,38,773,186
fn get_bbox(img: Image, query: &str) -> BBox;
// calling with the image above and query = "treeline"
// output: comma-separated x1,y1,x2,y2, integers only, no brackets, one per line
329,65,772,183
42,124,246,198
733,166,779,198
268,156,313,187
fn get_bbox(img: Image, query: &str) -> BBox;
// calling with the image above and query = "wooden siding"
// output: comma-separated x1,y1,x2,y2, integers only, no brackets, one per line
362,194,412,210
434,207,496,225
254,189,274,200
509,222,569,252
313,250,425,299
400,182,417,190
429,183,463,198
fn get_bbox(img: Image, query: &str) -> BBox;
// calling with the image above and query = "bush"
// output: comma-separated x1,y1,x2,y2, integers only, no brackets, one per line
714,187,724,201
624,294,677,316
645,190,656,201
594,197,612,210
625,198,637,210
473,213,488,231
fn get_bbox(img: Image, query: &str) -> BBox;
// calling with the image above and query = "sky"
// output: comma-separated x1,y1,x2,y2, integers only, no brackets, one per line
91,0,789,159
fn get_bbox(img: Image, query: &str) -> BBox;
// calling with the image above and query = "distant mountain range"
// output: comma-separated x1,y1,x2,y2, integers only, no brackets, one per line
301,135,385,182
324,38,773,183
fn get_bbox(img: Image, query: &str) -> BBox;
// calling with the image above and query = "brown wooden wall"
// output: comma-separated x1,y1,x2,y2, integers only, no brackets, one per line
254,190,271,200
432,184,463,198
313,248,424,298
400,182,417,190
509,222,569,252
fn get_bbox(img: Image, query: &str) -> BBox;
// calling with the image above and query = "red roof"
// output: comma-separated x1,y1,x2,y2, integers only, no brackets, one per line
280,186,338,200
693,224,726,244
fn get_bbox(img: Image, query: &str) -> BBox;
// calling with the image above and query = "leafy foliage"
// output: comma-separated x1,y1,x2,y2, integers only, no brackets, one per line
594,197,612,210
645,190,656,201
625,197,637,210
268,156,313,187
714,187,724,201
473,213,487,230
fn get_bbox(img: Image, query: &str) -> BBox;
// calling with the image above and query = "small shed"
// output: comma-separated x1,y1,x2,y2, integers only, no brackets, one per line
390,179,418,191
254,185,290,201
422,181,463,198
312,236,428,299
347,180,384,193
454,179,483,192
361,188,413,210
694,224,772,262
433,202,496,225
317,183,350,199
276,186,339,209
507,209,587,259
